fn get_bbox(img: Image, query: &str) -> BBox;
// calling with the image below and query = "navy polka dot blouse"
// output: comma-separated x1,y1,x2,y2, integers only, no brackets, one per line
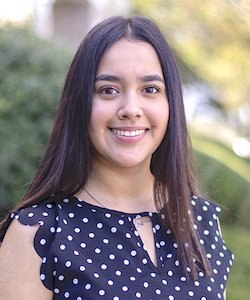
8,195,233,299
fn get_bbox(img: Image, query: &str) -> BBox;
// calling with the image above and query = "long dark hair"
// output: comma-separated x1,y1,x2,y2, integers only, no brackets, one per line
0,16,210,278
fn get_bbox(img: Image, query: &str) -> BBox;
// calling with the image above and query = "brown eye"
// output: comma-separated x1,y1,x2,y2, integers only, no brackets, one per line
142,86,159,94
99,87,119,95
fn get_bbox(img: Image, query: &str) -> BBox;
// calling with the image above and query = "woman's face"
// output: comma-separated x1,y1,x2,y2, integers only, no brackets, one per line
89,38,169,170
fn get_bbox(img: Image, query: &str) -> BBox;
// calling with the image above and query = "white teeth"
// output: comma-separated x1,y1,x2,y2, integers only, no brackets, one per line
112,129,145,137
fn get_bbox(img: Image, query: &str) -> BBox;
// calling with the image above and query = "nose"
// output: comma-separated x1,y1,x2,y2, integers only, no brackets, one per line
117,92,143,120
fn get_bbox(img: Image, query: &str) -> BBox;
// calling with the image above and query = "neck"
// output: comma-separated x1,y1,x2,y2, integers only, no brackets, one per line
79,160,156,213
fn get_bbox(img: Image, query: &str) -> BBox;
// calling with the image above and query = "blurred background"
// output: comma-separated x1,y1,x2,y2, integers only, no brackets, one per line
0,0,249,298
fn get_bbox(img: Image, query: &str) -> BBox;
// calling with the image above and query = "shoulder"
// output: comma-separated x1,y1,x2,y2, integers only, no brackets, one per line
14,201,58,226
0,200,62,296
0,218,37,277
1,217,39,249
0,201,60,258
190,195,224,237
0,219,53,299
190,195,222,219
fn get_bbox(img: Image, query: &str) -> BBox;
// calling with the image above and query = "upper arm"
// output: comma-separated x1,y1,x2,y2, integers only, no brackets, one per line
0,219,53,300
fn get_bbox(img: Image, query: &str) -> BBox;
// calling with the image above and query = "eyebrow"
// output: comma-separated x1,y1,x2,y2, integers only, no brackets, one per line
138,75,165,83
95,74,165,83
95,74,120,82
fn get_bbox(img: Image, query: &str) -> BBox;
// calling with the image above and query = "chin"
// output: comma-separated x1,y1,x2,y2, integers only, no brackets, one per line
111,155,151,169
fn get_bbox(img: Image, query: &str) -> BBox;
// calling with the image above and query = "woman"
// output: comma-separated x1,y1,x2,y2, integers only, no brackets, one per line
0,16,233,299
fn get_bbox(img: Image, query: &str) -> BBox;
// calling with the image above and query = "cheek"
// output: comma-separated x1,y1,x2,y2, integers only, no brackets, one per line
91,98,116,121
153,104,169,151
163,107,170,131
89,107,102,143
89,102,106,129
89,102,114,142
152,103,169,132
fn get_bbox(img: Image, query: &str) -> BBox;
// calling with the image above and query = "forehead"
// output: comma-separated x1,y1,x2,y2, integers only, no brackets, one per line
96,38,163,75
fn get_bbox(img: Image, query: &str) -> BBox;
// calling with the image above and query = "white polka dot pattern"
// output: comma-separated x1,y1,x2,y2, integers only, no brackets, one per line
9,195,233,299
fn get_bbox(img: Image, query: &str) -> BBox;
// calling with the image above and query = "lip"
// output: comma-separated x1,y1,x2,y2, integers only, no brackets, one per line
109,126,148,131
109,126,149,141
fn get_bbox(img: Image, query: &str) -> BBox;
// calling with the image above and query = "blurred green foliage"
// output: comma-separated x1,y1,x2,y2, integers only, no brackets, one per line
0,24,71,211
193,134,250,228
222,225,250,300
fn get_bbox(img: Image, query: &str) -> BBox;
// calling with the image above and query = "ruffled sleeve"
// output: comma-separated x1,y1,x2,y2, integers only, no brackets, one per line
6,202,58,291
191,195,224,233
191,195,222,217
191,195,234,276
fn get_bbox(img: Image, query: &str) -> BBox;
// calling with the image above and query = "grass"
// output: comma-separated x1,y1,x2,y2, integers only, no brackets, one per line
221,224,250,299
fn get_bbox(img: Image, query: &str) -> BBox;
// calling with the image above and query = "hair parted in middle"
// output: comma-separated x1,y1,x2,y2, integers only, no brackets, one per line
9,15,210,279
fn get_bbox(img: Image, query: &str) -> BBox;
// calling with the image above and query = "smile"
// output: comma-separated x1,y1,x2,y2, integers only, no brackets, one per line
111,129,146,137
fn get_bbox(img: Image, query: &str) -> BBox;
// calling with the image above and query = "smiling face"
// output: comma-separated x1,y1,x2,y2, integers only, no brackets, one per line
89,38,169,171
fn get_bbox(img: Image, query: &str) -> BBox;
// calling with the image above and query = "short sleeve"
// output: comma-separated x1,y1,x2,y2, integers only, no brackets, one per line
191,196,222,238
191,195,234,273
191,195,222,215
10,202,58,291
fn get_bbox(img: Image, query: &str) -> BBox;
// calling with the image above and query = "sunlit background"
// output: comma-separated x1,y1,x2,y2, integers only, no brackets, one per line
0,0,249,299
